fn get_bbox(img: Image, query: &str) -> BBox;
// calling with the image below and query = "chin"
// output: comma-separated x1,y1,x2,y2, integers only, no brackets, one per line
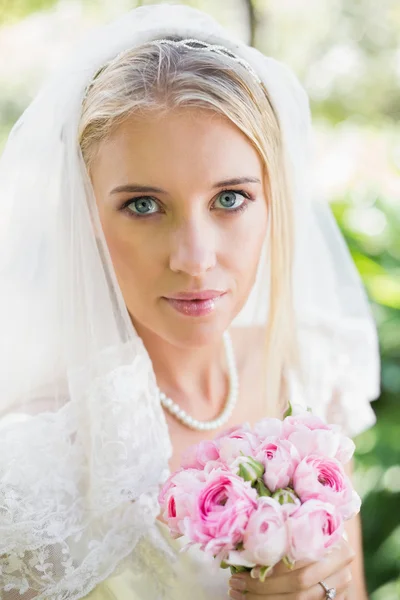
163,319,231,348
133,313,231,349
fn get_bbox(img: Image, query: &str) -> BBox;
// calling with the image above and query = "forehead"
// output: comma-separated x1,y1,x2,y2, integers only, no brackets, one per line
91,108,264,192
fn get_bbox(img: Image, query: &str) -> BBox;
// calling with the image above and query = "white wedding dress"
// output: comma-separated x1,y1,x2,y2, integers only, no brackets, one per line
84,521,231,600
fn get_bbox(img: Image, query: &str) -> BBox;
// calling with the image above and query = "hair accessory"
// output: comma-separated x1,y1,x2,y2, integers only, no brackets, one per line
83,37,263,102
151,38,262,83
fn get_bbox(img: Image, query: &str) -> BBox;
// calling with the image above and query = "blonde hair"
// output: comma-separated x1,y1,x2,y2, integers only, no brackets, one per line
78,40,298,415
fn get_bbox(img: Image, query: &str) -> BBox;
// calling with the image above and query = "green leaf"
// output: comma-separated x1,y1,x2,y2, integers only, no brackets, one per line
255,478,271,497
230,565,250,575
282,556,295,570
258,566,270,582
283,402,293,418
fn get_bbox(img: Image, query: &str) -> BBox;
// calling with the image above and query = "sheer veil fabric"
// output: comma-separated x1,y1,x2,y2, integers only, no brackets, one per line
0,4,379,599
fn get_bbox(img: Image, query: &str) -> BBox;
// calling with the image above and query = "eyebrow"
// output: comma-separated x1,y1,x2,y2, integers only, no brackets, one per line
110,184,166,195
110,176,261,196
212,176,261,188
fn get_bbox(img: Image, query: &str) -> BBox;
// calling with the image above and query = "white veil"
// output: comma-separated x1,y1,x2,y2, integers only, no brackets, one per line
0,4,379,598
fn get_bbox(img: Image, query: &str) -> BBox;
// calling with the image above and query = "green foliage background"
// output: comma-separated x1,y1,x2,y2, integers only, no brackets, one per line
1,0,399,597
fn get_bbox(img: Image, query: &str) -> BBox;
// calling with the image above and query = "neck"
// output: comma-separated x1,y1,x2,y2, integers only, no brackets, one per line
134,323,229,420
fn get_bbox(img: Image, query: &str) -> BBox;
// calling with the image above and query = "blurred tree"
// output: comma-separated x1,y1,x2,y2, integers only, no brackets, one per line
249,0,400,125
243,0,257,46
0,0,58,24
332,196,400,598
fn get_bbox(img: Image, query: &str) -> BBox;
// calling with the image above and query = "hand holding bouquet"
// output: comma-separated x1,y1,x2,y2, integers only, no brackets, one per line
159,404,360,583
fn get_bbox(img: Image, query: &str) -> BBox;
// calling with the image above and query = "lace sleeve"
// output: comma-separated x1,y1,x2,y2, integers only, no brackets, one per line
0,360,171,600
288,321,380,438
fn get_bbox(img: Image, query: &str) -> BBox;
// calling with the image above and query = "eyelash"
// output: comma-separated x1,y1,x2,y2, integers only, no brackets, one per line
120,189,253,219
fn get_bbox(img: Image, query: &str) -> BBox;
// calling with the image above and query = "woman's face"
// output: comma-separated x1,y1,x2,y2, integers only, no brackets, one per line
91,108,268,347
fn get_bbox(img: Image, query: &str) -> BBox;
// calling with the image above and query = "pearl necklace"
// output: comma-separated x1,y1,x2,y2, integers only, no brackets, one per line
158,331,239,431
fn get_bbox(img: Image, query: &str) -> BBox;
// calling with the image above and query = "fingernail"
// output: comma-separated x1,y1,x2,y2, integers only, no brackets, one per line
229,590,245,600
230,577,246,591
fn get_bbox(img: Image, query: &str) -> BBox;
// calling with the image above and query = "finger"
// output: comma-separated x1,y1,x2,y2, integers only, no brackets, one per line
230,569,299,596
316,567,353,598
271,538,352,577
230,561,353,597
229,591,296,600
229,589,349,600
230,571,293,596
294,543,354,592
273,541,354,594
229,590,347,600
270,558,312,575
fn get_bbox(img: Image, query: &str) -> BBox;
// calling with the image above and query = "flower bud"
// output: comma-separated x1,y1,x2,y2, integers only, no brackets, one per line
233,456,265,484
272,487,299,506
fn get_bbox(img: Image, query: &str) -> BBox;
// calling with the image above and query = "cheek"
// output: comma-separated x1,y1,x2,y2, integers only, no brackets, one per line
98,213,161,300
224,205,268,288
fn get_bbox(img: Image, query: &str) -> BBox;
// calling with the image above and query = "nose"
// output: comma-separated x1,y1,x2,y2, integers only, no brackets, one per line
169,220,216,276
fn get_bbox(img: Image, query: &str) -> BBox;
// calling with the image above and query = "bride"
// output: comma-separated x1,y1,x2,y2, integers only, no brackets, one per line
1,4,379,600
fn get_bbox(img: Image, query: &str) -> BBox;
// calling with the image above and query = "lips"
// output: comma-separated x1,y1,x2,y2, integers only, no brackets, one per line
166,290,226,301
162,290,227,317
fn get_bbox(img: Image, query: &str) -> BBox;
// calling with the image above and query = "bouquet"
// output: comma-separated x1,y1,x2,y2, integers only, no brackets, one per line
158,404,361,581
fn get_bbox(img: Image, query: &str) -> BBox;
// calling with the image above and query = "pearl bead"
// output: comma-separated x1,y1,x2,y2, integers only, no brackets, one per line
158,331,239,432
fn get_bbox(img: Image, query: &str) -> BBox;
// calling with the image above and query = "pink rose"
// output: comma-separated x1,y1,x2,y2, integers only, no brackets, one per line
185,469,258,555
283,412,355,464
293,455,361,519
335,435,356,464
158,468,205,537
288,499,344,562
227,497,288,570
283,412,332,438
256,439,300,492
254,417,283,439
181,440,220,470
217,426,260,466
215,423,252,439
287,428,342,461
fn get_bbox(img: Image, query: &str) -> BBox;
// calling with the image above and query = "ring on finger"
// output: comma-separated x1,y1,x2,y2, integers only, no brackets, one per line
319,580,337,599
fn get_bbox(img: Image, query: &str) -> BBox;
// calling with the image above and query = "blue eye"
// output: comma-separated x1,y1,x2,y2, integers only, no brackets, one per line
214,190,247,211
121,189,252,219
127,197,159,215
